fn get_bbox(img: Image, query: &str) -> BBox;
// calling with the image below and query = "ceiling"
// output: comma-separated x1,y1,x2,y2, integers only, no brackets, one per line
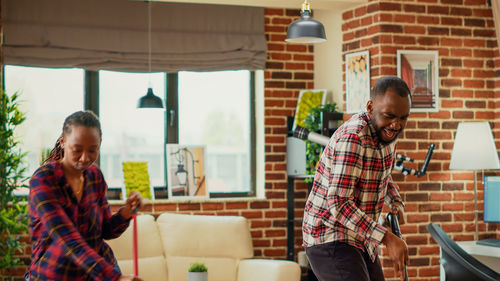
154,0,368,11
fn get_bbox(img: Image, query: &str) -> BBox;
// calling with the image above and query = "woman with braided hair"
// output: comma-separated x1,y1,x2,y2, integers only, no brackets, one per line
27,110,143,281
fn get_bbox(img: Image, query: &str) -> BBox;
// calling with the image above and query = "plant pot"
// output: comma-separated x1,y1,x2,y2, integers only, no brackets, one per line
188,271,208,281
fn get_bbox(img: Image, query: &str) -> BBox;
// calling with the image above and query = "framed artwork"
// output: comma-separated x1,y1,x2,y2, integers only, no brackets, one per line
166,144,207,199
345,50,370,114
293,89,327,129
397,50,439,112
122,161,152,199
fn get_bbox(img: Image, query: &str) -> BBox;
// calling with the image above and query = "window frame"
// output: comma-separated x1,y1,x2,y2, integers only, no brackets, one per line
86,70,256,198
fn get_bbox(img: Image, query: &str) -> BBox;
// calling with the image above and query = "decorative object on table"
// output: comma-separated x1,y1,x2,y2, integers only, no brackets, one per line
303,103,340,180
449,122,500,241
187,261,208,281
137,0,163,109
285,0,326,44
0,90,29,274
345,50,370,114
122,161,152,199
397,49,439,112
166,145,207,199
293,89,326,130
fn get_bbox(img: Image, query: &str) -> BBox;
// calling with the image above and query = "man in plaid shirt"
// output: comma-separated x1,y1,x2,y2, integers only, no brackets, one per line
303,77,410,281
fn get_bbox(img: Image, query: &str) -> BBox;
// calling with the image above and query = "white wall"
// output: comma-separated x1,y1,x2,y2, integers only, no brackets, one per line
314,9,344,108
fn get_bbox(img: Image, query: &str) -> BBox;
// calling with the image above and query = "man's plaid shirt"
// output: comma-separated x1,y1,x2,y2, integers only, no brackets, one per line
302,112,403,261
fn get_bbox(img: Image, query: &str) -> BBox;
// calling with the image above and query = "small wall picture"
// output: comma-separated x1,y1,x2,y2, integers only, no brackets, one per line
345,50,370,114
293,89,327,129
122,161,152,199
397,50,439,112
166,145,207,199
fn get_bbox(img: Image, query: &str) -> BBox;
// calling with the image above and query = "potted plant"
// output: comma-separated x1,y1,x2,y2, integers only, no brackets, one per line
0,90,28,280
303,102,341,182
187,261,208,281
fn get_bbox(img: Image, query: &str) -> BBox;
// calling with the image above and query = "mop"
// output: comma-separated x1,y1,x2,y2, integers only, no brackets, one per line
132,211,138,277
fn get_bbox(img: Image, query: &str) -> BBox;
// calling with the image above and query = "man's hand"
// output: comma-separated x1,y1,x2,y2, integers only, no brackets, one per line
391,201,405,224
382,230,408,281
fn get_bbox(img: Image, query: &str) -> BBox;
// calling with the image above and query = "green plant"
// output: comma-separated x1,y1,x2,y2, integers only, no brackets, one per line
188,261,208,272
303,103,340,181
0,90,29,276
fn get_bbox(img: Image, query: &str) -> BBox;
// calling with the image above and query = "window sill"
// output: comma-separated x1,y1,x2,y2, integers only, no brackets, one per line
108,196,267,206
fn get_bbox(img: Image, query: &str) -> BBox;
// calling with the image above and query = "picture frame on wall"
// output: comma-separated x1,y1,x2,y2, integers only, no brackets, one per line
345,50,370,114
166,144,208,199
397,50,439,112
292,89,327,130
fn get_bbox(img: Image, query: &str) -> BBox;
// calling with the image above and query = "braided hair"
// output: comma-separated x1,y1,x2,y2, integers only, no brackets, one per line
43,110,102,165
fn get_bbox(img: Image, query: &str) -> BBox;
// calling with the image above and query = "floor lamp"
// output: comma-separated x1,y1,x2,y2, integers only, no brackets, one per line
449,122,500,241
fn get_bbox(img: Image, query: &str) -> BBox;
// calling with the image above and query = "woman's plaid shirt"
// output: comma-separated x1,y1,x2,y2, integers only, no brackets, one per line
28,161,130,280
302,112,403,261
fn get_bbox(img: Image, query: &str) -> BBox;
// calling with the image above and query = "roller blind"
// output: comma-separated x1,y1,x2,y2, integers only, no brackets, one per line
1,0,266,72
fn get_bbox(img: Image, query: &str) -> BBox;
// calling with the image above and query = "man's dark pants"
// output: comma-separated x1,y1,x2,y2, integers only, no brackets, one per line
305,242,385,281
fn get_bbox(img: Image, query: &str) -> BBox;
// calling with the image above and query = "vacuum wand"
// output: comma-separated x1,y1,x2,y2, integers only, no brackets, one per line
387,213,409,281
393,144,435,177
292,126,330,147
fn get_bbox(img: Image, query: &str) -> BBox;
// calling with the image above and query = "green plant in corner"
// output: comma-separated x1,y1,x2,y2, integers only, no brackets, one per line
188,261,208,272
303,102,339,182
0,90,29,278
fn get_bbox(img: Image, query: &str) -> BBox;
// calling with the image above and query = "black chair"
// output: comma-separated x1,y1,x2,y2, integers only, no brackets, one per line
426,223,500,281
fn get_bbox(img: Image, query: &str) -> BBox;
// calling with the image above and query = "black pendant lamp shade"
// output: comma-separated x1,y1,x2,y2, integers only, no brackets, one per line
137,1,163,109
137,87,163,108
286,1,326,44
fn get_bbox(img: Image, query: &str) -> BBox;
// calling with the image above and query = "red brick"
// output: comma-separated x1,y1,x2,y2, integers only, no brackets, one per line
178,203,201,211
417,16,439,24
404,26,426,34
404,4,425,13
343,10,353,20
450,69,471,78
441,17,462,26
428,5,449,15
225,202,248,210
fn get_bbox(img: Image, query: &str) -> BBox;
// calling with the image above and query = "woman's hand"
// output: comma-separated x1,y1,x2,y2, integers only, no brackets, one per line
119,191,143,219
118,275,144,281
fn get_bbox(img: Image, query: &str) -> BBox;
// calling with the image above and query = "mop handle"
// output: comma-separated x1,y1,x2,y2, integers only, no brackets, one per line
132,213,138,277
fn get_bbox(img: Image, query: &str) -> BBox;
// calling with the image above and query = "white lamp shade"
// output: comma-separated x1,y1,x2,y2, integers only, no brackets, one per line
449,122,500,170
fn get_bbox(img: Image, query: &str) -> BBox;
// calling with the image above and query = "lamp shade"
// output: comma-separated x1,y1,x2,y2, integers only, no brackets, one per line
449,122,500,170
137,87,163,108
285,10,326,44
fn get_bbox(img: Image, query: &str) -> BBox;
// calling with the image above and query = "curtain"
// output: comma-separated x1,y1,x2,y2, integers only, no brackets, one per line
1,0,266,72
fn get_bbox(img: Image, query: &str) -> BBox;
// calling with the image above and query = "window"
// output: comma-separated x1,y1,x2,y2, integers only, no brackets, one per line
175,71,255,195
6,65,259,198
4,65,84,178
99,71,165,192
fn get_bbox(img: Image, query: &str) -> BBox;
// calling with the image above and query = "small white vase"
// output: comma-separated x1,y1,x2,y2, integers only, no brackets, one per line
188,271,208,281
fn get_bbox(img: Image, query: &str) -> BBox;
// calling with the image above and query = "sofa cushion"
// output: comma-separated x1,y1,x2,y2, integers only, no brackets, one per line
106,214,164,259
167,256,237,281
118,256,168,281
156,213,253,259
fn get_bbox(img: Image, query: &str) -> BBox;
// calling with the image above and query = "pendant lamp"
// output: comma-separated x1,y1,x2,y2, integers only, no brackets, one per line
285,0,326,44
137,0,163,108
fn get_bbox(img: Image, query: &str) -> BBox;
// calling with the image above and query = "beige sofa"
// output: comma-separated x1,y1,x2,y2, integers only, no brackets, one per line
106,213,301,281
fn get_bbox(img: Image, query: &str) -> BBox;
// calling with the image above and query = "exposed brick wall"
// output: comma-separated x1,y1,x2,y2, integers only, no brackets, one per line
343,0,499,280
4,8,314,281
